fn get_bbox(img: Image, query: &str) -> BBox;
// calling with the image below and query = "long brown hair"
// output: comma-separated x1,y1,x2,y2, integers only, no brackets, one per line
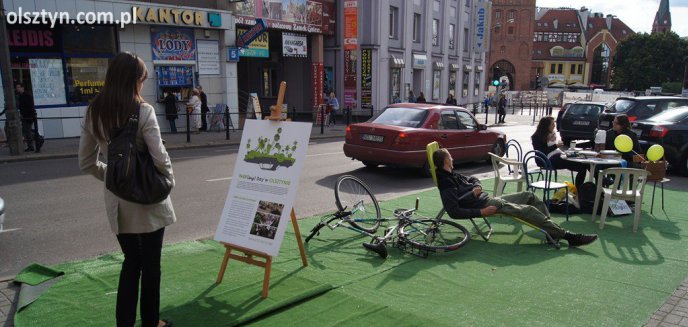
532,116,554,140
87,52,148,141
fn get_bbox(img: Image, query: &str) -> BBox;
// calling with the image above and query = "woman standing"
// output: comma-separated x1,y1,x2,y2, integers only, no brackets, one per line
188,88,202,132
78,52,175,327
498,94,507,123
531,116,587,189
163,91,178,133
327,92,339,126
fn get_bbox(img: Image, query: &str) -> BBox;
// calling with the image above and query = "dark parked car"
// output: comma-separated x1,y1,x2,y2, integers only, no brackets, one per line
599,96,688,130
558,102,606,145
343,103,506,175
556,102,575,132
631,106,688,176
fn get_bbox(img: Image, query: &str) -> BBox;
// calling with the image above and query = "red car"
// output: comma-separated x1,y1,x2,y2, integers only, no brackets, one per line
344,103,507,175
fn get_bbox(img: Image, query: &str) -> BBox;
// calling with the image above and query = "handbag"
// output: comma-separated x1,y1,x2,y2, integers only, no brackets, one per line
105,107,172,204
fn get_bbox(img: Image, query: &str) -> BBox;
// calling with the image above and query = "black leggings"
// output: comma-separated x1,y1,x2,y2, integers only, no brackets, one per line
116,228,165,327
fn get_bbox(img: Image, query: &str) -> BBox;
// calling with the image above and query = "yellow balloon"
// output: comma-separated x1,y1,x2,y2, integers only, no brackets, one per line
646,144,665,162
614,134,633,152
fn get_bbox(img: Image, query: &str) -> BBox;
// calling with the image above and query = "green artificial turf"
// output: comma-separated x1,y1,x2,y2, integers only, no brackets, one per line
15,180,688,326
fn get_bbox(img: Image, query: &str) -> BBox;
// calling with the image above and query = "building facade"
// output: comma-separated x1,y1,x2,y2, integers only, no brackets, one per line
652,0,672,34
3,0,237,138
326,0,487,115
487,0,535,92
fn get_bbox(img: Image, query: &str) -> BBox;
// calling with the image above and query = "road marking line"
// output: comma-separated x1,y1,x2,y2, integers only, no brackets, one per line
307,151,343,157
173,156,207,160
206,177,233,182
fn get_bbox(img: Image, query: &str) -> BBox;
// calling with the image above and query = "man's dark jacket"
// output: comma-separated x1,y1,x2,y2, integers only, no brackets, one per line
436,169,489,219
17,92,36,119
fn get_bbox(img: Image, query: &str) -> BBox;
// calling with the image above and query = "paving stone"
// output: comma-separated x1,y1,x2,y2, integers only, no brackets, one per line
665,314,684,324
662,304,676,313
646,318,662,327
679,318,688,327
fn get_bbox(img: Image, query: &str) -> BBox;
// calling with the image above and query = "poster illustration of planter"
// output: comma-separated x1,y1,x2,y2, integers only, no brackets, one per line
244,127,299,171
215,119,312,257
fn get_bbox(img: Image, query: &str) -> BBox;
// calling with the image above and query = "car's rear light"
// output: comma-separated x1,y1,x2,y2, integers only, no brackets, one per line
649,125,668,138
393,132,409,145
628,116,637,122
345,125,352,140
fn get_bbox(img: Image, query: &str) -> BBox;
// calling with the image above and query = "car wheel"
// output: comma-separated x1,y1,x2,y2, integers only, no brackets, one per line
490,140,505,157
362,161,379,168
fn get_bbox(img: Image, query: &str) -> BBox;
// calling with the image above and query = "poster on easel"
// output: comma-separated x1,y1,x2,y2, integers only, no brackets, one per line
214,119,312,256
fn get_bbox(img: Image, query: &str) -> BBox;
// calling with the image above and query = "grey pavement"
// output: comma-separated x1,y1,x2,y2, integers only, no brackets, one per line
2,112,687,326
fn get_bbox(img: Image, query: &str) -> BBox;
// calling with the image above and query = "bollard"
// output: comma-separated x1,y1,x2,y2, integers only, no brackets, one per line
225,105,230,140
472,103,478,116
320,105,325,134
185,107,190,143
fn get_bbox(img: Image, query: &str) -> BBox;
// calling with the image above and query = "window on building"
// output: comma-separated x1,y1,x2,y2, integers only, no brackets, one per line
463,28,469,51
508,11,515,19
66,58,108,104
462,71,469,97
433,0,440,12
389,6,399,39
557,64,563,74
570,64,576,74
449,24,455,49
496,10,501,19
413,14,421,43
577,64,583,75
474,72,481,96
448,70,457,96
262,68,277,97
550,64,556,74
508,26,514,34
432,19,440,46
465,0,470,7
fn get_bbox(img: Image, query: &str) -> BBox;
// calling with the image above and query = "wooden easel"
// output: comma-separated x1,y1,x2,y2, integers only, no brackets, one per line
216,81,308,298
216,208,308,298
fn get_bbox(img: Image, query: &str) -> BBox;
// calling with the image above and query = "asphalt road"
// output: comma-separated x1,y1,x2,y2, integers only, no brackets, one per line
2,124,685,279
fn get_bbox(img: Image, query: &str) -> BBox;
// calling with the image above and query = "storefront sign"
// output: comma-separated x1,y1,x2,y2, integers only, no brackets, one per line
413,54,427,69
151,27,196,61
214,120,312,257
29,58,66,106
343,0,358,50
134,6,220,27
237,19,267,48
361,49,372,108
228,47,240,62
232,0,335,35
312,63,324,106
282,33,307,57
197,40,220,75
8,25,61,53
237,28,269,58
472,0,490,53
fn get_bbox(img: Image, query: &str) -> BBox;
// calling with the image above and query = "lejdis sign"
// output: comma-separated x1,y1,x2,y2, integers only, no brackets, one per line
7,25,61,52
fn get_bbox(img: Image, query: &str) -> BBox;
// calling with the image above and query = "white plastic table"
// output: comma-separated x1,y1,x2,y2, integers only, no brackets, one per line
561,155,624,182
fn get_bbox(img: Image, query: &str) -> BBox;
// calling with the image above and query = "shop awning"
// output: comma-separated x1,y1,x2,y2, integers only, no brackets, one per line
449,63,460,71
476,65,484,72
433,62,444,70
390,56,405,68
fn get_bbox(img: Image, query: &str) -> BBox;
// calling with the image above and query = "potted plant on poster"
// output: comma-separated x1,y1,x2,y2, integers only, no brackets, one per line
244,128,298,171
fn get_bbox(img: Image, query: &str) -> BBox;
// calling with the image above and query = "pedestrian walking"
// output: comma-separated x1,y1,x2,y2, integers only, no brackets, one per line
15,82,44,152
188,88,202,132
78,52,174,327
198,86,209,131
416,92,427,103
483,95,490,112
407,90,416,103
498,94,507,123
163,91,178,133
327,92,339,126
446,93,457,105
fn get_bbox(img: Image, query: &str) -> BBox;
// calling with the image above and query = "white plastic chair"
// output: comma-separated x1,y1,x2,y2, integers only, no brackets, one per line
591,168,649,232
489,153,526,197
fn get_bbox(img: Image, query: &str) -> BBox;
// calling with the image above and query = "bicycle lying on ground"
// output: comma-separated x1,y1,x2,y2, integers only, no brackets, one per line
305,175,471,258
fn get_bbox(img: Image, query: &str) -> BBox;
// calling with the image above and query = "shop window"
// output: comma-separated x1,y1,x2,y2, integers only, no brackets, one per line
66,58,109,105
448,71,456,97
262,68,277,97
474,72,480,96
390,68,401,102
62,25,117,55
432,70,441,100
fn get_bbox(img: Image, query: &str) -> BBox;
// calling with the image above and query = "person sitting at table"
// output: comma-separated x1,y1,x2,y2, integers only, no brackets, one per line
531,116,588,188
593,114,644,167
434,148,598,248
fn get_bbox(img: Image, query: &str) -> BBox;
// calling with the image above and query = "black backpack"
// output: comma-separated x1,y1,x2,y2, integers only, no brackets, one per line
105,108,172,204
578,182,603,214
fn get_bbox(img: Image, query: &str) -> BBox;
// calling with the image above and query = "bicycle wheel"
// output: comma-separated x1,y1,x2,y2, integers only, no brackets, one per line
399,219,470,252
334,175,381,233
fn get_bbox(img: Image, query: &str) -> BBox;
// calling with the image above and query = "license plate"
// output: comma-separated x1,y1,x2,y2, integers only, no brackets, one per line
632,129,642,136
573,121,590,126
600,121,610,127
361,134,384,143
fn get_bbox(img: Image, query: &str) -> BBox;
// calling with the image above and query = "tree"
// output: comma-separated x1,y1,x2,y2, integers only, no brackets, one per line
611,32,688,91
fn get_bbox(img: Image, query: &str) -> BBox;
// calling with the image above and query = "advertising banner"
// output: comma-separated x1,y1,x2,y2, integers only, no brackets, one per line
151,27,196,61
233,0,336,35
29,58,66,106
344,50,357,108
312,63,324,106
343,0,358,50
282,33,308,57
236,18,267,48
471,0,490,53
237,28,269,58
214,120,312,257
361,49,372,108
197,40,220,75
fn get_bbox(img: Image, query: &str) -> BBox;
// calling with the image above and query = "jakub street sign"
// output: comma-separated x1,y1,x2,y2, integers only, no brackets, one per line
236,18,267,48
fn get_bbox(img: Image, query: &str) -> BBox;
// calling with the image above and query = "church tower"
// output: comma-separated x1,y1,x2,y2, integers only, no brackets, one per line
652,0,671,33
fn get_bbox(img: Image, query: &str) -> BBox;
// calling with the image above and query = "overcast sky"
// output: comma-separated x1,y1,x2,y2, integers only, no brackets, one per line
536,0,688,37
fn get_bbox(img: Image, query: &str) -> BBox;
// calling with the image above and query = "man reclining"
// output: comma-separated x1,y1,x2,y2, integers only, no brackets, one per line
433,148,597,248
